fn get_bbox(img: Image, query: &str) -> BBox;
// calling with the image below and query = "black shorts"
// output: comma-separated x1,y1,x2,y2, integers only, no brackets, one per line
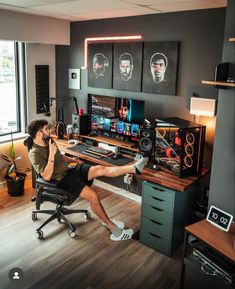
58,163,93,197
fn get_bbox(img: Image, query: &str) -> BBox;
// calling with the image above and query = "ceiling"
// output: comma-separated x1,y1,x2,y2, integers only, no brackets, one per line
0,0,227,22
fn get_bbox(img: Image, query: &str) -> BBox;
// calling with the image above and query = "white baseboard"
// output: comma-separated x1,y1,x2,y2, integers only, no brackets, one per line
93,179,142,203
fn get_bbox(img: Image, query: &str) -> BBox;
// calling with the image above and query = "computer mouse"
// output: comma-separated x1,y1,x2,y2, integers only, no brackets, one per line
111,152,122,160
67,139,79,145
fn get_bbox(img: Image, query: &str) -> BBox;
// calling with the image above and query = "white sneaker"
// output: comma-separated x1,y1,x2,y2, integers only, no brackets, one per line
134,156,149,174
102,219,125,229
110,228,134,241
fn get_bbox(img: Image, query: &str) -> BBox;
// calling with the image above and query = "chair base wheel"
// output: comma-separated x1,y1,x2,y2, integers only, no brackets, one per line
69,229,76,238
84,212,91,220
32,212,38,221
36,229,43,239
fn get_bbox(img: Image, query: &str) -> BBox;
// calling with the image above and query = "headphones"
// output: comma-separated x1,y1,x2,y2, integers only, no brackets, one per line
55,121,66,139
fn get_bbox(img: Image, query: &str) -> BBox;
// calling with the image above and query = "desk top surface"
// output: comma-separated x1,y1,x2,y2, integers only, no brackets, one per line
186,219,235,262
55,138,208,192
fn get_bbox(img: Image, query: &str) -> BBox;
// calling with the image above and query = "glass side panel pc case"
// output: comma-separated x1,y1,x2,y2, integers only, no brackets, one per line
155,118,206,178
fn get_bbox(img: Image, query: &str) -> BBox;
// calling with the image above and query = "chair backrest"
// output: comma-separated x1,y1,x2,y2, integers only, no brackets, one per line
23,136,76,208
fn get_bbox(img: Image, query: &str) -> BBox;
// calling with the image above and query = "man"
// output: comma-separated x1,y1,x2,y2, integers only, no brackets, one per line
119,53,133,81
92,53,109,79
150,52,168,83
27,119,148,241
118,98,130,122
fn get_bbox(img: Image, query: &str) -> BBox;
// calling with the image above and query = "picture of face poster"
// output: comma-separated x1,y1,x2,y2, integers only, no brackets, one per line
142,41,179,95
113,42,143,92
88,43,113,89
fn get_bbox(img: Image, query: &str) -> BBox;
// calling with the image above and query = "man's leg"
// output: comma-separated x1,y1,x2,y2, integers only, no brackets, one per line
87,157,148,181
79,185,114,230
79,185,134,241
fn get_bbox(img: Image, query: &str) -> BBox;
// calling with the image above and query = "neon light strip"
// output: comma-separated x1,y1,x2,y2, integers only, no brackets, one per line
82,35,143,69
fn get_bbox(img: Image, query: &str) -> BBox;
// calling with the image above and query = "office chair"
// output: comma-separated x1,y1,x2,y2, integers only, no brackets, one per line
32,177,91,239
24,137,91,239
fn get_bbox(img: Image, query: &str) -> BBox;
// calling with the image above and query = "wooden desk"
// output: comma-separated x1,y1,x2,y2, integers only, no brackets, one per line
55,138,208,192
55,137,209,256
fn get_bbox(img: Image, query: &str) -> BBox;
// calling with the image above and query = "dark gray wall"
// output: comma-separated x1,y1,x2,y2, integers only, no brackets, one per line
208,0,235,217
56,8,225,170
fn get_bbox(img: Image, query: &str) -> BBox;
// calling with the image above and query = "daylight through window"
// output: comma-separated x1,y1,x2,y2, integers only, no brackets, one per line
0,40,18,136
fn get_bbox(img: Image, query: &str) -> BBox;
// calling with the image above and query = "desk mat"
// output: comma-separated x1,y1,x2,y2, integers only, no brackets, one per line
67,144,133,166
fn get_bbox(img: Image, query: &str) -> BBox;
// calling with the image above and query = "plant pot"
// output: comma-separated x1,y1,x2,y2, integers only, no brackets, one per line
5,173,26,196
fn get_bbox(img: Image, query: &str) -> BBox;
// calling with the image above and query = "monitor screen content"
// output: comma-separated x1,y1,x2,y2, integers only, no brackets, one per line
88,94,144,142
117,98,145,124
90,94,117,118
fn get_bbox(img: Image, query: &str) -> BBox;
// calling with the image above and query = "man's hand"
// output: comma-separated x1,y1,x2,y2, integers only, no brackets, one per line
49,138,57,160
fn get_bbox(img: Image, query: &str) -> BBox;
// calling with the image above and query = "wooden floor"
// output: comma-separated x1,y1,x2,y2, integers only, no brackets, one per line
0,175,182,289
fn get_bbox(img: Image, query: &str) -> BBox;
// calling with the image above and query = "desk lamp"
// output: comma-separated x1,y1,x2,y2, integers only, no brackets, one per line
190,97,216,123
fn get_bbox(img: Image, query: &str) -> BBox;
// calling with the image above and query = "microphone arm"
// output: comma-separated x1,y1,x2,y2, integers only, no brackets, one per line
41,97,79,116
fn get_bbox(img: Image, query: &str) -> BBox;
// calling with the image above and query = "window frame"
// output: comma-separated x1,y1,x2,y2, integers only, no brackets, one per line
0,41,27,140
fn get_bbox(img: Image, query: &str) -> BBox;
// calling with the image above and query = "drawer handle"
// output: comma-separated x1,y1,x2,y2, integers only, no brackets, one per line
152,186,165,192
152,196,164,202
149,232,161,239
150,219,162,225
151,206,163,211
201,262,216,276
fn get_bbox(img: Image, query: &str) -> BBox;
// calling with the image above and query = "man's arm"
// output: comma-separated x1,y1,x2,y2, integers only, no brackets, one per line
40,139,57,181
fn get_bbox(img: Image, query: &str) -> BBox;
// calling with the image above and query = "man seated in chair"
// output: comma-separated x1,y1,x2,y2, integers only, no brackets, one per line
27,119,148,242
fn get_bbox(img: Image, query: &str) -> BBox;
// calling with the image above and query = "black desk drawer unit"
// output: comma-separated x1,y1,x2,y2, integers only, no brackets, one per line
140,181,195,256
183,255,234,289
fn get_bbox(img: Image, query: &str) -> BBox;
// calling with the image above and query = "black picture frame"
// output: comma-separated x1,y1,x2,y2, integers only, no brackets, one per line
88,43,113,89
113,42,143,91
142,41,179,95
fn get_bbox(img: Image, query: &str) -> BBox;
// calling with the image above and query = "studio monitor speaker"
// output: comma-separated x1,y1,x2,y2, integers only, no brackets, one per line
72,114,89,135
214,63,229,88
139,126,155,155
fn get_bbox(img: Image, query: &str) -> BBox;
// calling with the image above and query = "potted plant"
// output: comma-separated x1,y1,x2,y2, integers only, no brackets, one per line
0,133,28,196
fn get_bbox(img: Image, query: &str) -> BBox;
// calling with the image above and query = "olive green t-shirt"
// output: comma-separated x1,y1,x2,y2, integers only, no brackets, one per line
29,143,68,181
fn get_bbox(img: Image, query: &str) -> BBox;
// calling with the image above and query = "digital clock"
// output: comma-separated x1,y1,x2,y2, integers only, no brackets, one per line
206,205,233,232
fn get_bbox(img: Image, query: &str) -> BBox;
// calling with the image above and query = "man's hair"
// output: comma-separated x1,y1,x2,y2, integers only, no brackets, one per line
119,98,130,109
150,53,168,68
27,119,48,139
119,53,133,65
93,53,109,68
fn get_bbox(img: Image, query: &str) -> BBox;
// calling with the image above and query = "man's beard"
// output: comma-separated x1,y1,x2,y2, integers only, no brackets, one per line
42,134,51,144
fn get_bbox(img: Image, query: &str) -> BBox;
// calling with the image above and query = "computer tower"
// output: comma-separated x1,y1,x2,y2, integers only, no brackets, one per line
155,118,206,178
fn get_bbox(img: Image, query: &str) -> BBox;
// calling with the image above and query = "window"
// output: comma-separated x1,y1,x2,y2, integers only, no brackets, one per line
0,41,26,137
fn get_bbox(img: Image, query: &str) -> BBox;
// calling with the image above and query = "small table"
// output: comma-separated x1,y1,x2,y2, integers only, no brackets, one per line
180,219,235,289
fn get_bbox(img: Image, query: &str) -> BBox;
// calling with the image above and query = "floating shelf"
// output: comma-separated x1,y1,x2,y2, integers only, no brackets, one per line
202,80,235,88
229,37,235,42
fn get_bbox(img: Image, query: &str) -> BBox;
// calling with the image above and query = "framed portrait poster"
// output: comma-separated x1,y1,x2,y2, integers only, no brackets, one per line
88,43,113,89
113,42,143,91
142,41,179,95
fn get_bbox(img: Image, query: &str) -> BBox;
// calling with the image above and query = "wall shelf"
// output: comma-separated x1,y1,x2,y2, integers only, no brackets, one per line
202,80,235,88
229,37,235,42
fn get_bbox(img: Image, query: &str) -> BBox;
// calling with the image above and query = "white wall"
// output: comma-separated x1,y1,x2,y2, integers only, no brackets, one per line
26,43,57,126
0,9,70,45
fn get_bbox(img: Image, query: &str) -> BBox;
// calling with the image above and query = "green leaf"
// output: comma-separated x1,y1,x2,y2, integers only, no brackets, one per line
9,145,15,160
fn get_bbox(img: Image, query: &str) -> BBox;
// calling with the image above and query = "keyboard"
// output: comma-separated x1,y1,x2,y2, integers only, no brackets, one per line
84,146,111,156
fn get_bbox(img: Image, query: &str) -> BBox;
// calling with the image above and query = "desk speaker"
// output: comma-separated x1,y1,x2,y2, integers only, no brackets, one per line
139,126,155,156
72,114,89,135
